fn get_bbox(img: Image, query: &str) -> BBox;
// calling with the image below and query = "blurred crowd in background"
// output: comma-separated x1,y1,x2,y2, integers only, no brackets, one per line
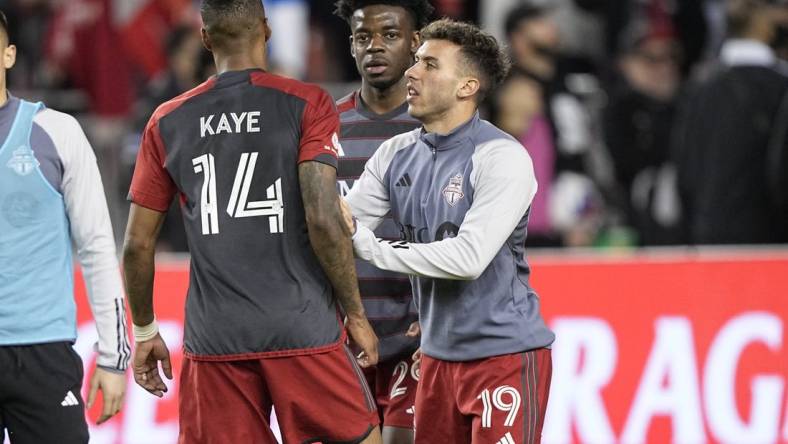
2,0,787,250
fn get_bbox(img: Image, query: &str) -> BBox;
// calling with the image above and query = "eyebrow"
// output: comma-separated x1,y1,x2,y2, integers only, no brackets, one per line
354,24,403,33
419,55,439,64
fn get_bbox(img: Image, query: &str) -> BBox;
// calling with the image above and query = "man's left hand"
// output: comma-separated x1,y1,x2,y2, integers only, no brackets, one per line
87,366,127,424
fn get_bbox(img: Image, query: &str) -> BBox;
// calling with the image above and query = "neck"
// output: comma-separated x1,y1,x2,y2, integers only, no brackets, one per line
422,101,476,135
360,77,408,115
213,51,266,75
0,88,6,108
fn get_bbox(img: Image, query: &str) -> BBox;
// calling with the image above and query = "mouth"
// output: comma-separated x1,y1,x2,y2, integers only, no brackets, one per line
407,84,419,100
364,60,389,75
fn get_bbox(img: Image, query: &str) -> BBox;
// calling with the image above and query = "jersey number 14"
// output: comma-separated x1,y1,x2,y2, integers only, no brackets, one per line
192,153,284,235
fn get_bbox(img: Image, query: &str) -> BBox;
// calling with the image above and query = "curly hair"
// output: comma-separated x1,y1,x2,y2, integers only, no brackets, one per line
333,0,435,30
421,18,511,102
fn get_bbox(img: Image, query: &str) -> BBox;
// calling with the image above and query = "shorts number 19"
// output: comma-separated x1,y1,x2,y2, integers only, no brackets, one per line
478,386,522,428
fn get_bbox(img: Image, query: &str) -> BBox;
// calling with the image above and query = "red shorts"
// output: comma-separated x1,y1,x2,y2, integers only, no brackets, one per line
364,352,420,429
414,349,552,444
178,344,379,443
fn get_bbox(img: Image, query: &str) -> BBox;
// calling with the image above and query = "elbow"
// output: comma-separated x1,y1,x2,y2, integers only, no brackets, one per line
456,249,488,280
306,213,344,241
460,266,484,281
122,235,155,262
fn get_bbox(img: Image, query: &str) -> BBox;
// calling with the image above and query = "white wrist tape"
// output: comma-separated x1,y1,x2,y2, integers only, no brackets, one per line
133,318,159,342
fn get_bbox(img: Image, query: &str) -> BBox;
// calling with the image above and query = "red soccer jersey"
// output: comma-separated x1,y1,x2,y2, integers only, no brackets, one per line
130,68,344,359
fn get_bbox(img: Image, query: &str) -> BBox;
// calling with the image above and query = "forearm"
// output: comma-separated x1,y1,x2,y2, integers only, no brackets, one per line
122,243,156,326
352,223,485,280
64,135,129,370
308,219,365,317
299,161,365,318
352,142,537,280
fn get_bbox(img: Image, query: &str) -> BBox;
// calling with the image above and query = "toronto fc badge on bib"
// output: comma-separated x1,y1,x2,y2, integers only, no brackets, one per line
6,146,40,176
442,174,465,207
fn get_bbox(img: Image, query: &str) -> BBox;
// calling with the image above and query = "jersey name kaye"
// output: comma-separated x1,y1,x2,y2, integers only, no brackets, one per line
200,112,262,138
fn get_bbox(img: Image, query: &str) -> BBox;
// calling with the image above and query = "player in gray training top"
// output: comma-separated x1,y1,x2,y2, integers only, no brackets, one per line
345,19,555,444
333,1,433,442
0,9,128,443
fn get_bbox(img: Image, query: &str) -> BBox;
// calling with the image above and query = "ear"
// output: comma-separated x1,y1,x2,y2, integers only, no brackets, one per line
457,77,480,101
3,44,16,70
349,35,356,58
263,18,272,42
411,31,421,54
200,28,212,52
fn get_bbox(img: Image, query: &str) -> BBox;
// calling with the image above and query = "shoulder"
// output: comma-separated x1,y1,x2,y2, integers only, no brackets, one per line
33,107,89,153
32,107,94,166
336,91,357,114
33,107,84,137
366,128,420,175
148,77,218,128
379,128,420,156
471,121,533,171
249,71,333,110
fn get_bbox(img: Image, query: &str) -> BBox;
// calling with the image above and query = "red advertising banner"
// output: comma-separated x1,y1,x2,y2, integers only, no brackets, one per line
72,251,788,444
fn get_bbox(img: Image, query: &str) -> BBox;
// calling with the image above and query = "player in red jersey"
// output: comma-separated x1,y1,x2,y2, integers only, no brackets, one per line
122,1,382,442
333,1,434,443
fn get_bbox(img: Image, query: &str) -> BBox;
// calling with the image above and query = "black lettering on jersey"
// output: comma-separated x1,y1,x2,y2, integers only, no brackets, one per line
434,222,460,241
378,239,410,249
399,223,429,243
200,112,261,138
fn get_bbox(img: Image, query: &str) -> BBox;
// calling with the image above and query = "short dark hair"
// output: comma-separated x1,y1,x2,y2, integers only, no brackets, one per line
421,18,511,102
200,0,265,51
333,0,434,30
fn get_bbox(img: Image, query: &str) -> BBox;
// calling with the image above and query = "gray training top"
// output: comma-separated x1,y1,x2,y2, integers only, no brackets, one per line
346,112,555,361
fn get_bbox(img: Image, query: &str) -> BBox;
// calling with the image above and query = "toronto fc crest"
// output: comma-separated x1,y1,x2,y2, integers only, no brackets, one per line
442,174,465,207
6,146,39,176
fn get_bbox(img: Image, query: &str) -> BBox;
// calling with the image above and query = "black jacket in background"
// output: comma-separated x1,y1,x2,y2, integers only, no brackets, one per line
674,65,788,244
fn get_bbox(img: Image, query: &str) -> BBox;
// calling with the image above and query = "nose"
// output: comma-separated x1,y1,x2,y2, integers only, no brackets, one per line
405,63,418,80
366,33,385,53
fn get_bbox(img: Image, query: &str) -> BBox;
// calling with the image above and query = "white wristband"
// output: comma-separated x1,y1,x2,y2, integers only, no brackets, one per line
133,318,159,342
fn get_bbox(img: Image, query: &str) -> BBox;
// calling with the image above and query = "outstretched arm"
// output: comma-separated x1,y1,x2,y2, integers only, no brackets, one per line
350,141,537,280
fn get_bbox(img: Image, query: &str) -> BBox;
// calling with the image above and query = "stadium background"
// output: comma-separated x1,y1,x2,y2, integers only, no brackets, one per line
1,0,786,442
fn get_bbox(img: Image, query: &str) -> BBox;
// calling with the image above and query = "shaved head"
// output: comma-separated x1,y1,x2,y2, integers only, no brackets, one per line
200,0,267,53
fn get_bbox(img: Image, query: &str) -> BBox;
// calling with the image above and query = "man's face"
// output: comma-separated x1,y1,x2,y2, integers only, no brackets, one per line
350,5,418,90
510,15,560,65
405,39,468,123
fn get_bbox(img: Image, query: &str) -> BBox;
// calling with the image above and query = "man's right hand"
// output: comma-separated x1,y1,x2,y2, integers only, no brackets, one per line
339,197,355,235
345,314,379,368
412,347,422,375
132,333,173,397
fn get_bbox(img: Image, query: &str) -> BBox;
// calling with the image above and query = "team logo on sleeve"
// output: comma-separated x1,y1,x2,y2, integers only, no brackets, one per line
6,146,40,176
442,174,465,207
324,132,344,156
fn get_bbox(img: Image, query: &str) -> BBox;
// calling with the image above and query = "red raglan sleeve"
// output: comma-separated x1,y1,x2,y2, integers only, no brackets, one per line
298,88,341,168
128,115,177,212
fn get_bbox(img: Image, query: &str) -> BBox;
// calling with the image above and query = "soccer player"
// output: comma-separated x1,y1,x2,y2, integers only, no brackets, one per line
123,1,382,443
0,9,129,443
333,1,433,442
344,19,555,443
